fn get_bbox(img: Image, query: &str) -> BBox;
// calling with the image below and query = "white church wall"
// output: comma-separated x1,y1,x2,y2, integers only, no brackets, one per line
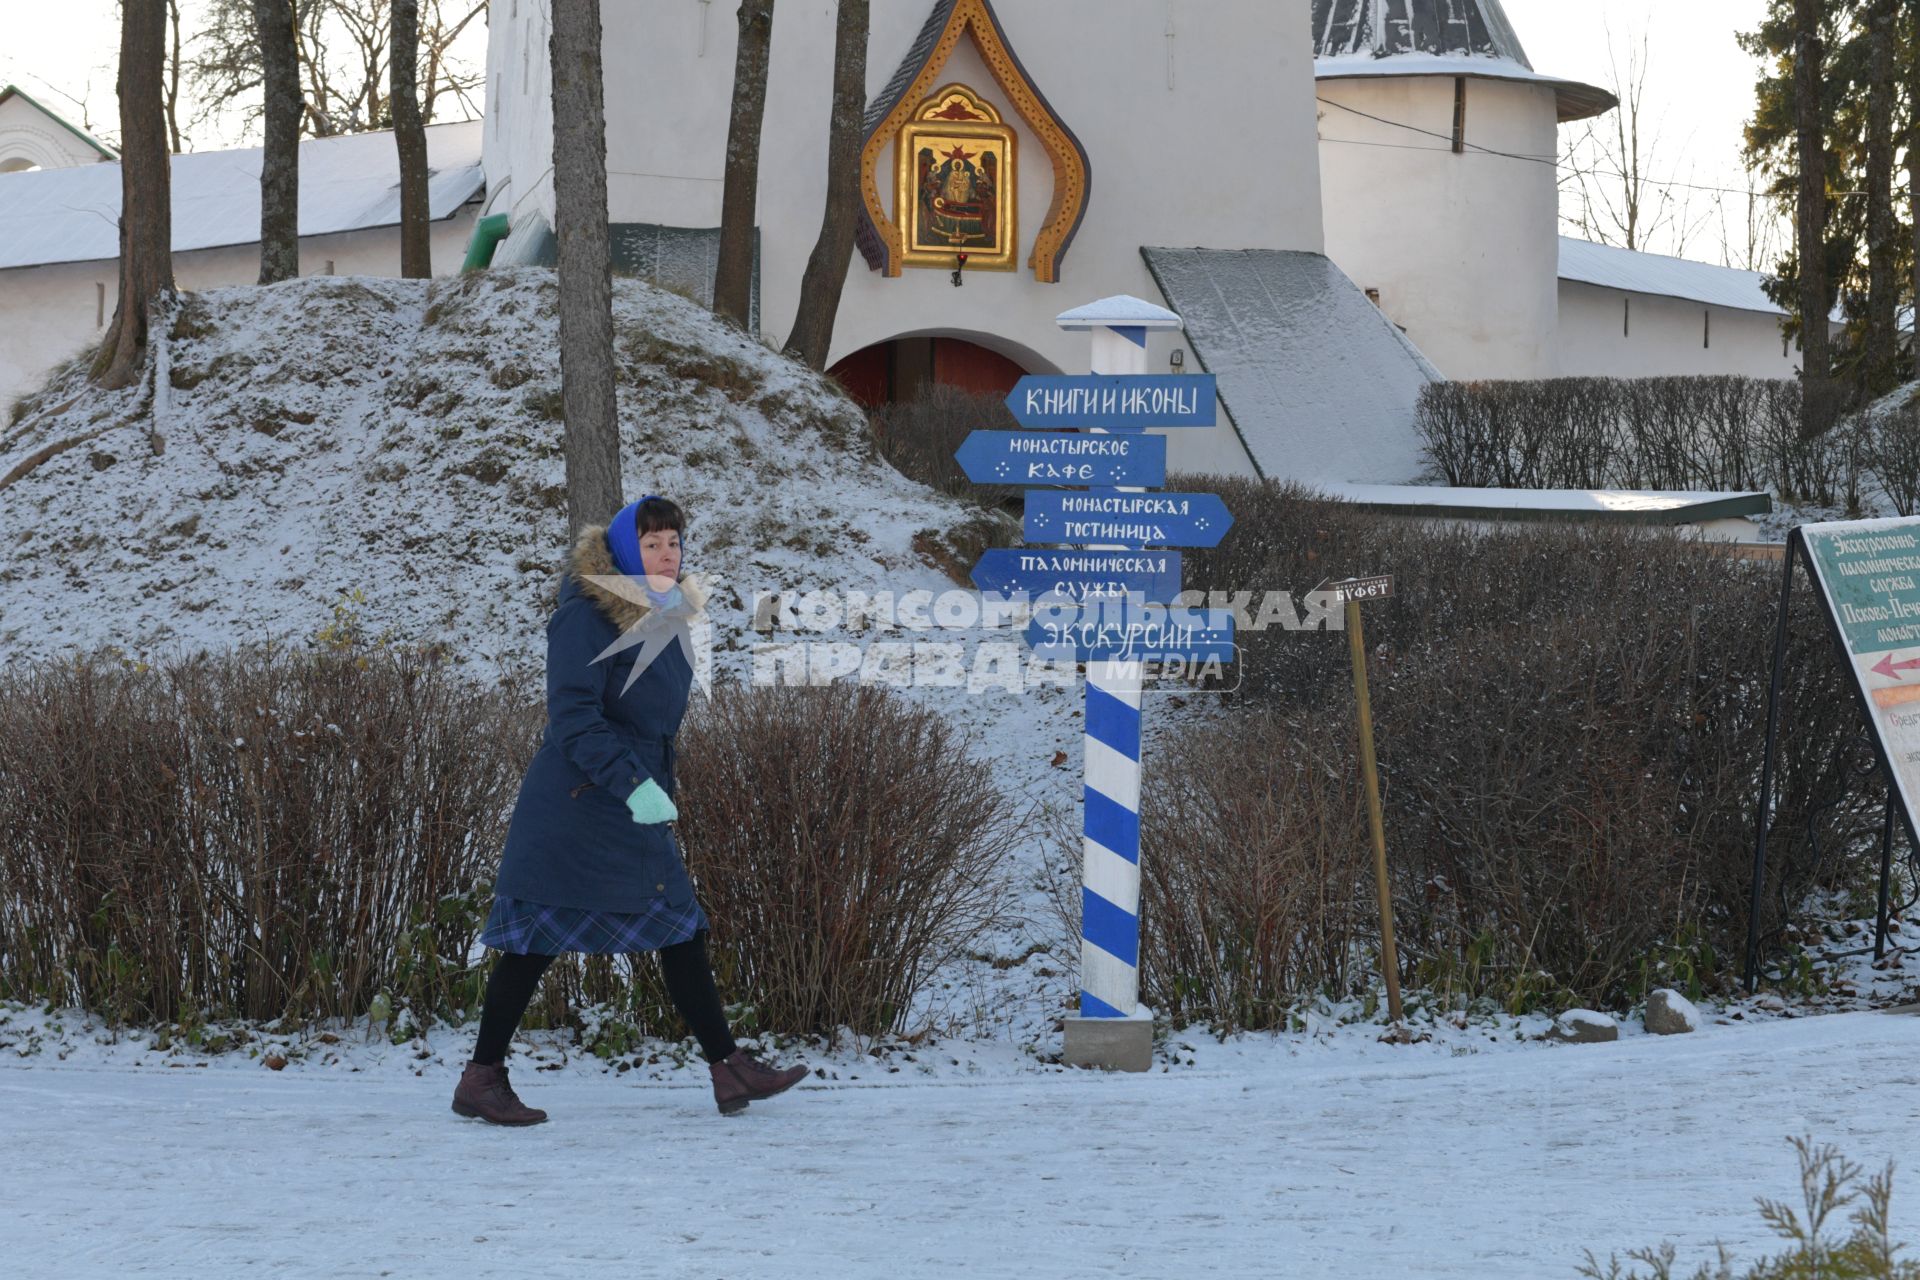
487,0,1325,436
1316,74,1560,380
480,0,557,225
0,95,106,173
1557,280,1801,380
0,214,477,410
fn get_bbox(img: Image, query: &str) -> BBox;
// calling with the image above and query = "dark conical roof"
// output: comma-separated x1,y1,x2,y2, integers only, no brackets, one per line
1310,0,1616,123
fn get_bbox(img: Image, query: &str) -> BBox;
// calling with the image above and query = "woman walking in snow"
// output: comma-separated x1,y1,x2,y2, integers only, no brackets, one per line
452,494,808,1125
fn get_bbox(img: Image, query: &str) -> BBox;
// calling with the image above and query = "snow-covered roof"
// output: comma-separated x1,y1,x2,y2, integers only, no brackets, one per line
1558,236,1795,318
1311,0,1616,123
1323,482,1772,525
1140,246,1439,486
0,120,483,271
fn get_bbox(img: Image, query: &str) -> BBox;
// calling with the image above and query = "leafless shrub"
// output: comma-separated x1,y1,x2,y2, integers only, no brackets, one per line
670,680,1022,1039
868,383,1020,504
0,645,1017,1046
1111,714,1370,1029
1866,397,1920,516
1416,376,1863,505
0,643,534,1028
1144,476,1876,1020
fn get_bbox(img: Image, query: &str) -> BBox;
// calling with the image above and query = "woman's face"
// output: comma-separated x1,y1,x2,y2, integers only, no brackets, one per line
639,526,681,589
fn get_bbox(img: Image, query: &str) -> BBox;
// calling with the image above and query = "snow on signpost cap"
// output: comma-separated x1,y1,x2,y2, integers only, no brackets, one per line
1055,296,1183,331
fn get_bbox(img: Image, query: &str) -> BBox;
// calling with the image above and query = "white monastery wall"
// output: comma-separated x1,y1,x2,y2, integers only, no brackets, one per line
1556,280,1802,380
1316,74,1560,380
0,215,477,409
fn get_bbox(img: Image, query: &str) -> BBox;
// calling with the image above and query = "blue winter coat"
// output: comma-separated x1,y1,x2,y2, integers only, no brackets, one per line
493,522,711,912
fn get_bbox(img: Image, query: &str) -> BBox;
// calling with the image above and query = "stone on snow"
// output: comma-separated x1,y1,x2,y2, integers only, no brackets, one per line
1549,1008,1619,1044
1644,989,1700,1036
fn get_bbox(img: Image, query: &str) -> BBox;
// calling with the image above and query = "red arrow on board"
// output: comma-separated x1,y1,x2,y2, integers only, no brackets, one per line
1873,654,1920,679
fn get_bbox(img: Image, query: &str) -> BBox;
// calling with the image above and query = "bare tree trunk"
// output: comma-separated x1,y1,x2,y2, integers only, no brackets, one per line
392,0,432,277
1908,13,1920,369
713,0,776,328
164,0,186,152
1864,0,1897,397
255,0,302,284
1793,0,1831,435
551,0,623,538
1607,31,1648,251
93,0,175,391
784,0,868,371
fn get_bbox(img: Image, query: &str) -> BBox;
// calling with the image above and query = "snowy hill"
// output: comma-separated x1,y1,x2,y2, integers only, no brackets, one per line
0,267,1089,1040
0,268,986,675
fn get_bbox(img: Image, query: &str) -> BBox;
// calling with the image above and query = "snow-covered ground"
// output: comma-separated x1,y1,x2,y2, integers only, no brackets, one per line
7,1006,1920,1277
15,272,1920,1275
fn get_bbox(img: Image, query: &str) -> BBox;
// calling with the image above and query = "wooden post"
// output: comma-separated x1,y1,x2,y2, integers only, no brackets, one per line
1346,595,1404,1026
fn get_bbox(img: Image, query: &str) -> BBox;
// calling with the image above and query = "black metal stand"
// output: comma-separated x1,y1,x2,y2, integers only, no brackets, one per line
1747,526,1911,987
1877,800,1895,961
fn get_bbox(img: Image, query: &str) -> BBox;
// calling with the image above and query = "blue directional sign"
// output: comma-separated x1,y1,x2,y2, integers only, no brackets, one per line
956,429,1166,488
971,548,1183,604
1024,602,1237,663
1023,489,1234,548
1006,374,1218,429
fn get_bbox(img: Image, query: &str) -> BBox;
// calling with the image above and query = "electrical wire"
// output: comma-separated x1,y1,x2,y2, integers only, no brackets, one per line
1316,94,1868,200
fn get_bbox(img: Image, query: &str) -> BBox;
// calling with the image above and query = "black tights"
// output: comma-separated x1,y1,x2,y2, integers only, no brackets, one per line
469,929,739,1067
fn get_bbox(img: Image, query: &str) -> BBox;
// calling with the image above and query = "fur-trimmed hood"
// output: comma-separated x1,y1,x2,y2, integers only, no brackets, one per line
566,522,710,633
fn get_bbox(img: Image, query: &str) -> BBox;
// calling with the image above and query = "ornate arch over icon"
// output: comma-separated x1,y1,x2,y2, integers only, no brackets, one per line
897,86,1017,271
855,0,1091,283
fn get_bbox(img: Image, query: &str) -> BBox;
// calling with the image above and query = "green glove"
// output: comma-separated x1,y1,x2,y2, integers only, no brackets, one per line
625,777,678,825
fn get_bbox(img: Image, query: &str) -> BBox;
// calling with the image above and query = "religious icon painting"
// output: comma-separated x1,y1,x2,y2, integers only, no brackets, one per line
894,85,1018,271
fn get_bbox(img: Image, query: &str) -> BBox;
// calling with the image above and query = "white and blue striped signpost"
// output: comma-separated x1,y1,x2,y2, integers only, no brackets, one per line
958,297,1229,1070
1046,298,1221,1071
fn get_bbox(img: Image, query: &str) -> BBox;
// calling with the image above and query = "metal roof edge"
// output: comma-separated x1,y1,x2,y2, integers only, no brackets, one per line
1556,274,1789,319
1333,490,1774,526
1313,59,1616,123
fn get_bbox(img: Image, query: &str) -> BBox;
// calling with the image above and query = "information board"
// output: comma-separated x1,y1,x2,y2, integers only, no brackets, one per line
1799,517,1920,839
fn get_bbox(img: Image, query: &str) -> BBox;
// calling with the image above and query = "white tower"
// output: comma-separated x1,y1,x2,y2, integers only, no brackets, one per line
1312,0,1614,380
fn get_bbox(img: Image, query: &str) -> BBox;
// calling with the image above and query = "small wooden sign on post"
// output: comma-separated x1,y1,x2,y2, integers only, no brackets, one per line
1326,575,1404,1031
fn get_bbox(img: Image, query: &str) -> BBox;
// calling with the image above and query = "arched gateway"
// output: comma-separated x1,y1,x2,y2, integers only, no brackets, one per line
828,330,1058,412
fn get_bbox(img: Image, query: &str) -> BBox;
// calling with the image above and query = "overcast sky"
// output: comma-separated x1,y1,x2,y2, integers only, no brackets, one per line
2,0,1775,264
1504,0,1782,263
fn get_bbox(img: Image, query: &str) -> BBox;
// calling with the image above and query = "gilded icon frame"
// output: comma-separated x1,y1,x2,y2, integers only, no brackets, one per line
894,85,1018,272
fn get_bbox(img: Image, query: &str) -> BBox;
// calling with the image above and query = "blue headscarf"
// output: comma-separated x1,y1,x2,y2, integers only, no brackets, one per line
607,494,682,606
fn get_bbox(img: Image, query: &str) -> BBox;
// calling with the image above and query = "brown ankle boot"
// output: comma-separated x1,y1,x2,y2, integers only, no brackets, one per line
709,1048,809,1115
452,1061,549,1126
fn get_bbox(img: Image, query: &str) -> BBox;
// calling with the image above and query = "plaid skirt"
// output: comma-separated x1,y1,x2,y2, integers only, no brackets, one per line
478,893,708,956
